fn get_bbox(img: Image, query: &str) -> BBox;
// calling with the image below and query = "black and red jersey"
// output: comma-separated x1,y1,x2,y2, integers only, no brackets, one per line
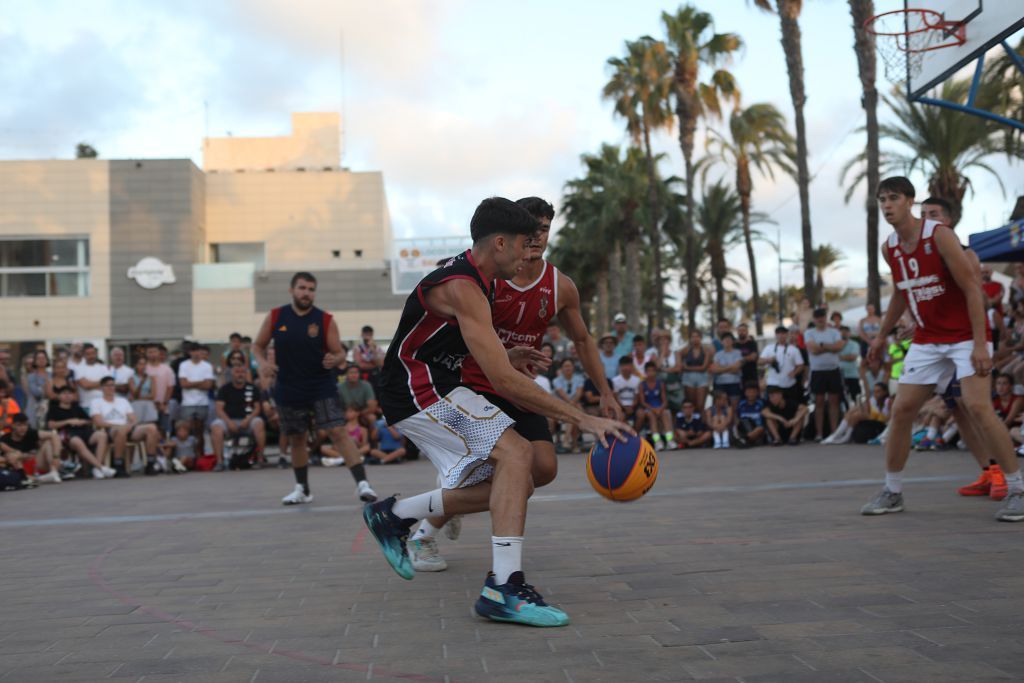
378,249,492,423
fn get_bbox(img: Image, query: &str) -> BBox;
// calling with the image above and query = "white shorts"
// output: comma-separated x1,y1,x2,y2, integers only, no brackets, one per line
394,386,515,489
899,340,990,392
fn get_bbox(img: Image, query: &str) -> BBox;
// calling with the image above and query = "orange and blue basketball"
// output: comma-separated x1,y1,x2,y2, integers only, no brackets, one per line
586,434,658,502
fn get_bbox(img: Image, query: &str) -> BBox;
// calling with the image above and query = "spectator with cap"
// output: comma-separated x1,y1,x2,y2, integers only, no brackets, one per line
354,326,384,384
75,344,109,411
804,307,846,441
612,313,634,358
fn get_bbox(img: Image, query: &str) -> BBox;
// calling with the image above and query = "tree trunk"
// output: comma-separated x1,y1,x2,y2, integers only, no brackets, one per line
596,262,610,334
849,0,881,312
642,125,664,328
674,75,700,333
609,240,623,322
737,159,762,335
715,273,725,324
778,1,815,302
624,225,642,331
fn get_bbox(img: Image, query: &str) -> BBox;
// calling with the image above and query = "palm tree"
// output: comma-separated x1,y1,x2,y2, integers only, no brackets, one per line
604,37,674,327
662,5,742,331
752,0,816,302
694,180,748,322
847,0,882,313
808,244,845,298
702,103,794,335
840,79,1018,225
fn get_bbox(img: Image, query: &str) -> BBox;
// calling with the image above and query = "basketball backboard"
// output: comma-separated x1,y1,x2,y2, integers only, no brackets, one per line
905,0,1024,99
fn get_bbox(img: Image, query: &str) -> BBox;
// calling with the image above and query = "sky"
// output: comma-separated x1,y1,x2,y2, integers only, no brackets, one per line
2,0,1021,296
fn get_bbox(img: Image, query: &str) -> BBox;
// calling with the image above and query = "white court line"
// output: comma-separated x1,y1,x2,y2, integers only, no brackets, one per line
0,475,963,529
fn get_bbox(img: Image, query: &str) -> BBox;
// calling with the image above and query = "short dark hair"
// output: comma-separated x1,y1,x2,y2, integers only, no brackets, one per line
82,342,95,351
241,336,251,343
717,317,730,325
361,325,374,334
922,196,953,217
682,399,694,407
469,197,539,243
619,356,633,366
813,307,828,318
345,364,360,374
877,176,915,199
720,332,734,341
768,386,783,395
633,335,646,344
743,382,759,391
11,413,28,424
100,376,115,385
775,325,788,334
840,325,851,332
290,271,317,287
58,384,75,393
561,358,575,367
515,196,555,221
644,361,657,371
229,332,242,341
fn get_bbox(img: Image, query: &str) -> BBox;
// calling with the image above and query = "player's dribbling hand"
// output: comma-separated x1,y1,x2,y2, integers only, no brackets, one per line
579,415,635,448
971,343,993,377
507,346,550,378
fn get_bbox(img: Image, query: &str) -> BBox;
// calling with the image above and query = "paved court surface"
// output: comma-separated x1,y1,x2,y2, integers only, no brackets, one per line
3,444,1024,683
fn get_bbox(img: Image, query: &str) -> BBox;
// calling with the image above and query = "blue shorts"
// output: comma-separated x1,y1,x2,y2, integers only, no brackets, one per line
715,383,742,399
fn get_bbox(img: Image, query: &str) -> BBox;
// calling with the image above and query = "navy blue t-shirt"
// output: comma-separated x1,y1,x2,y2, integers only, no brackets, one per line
674,412,708,433
737,398,766,426
270,305,337,405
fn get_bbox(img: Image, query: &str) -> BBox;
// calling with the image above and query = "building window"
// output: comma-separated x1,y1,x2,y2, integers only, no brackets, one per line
0,238,90,297
211,242,265,270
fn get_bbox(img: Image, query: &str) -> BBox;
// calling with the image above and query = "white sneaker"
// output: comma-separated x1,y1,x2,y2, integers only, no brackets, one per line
653,439,665,451
156,456,170,473
101,466,117,478
443,514,463,541
665,438,678,451
92,468,107,480
170,457,188,473
281,484,313,505
410,538,448,572
39,469,62,484
357,480,377,502
321,456,344,467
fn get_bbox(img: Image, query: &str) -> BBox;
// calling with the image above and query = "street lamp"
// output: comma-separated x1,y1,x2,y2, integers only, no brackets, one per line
764,226,802,325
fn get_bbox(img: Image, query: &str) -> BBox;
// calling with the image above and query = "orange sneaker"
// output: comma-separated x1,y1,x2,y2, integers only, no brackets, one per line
958,468,992,496
990,466,1008,501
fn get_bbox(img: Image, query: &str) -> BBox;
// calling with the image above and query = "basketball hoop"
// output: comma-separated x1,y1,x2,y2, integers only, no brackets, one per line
865,8,966,86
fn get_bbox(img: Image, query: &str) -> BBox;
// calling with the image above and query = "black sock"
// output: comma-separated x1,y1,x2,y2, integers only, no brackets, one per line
113,458,125,469
349,463,367,483
294,465,310,495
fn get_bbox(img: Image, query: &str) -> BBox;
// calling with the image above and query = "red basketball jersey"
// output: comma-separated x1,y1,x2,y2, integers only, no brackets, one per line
462,261,560,394
885,219,978,344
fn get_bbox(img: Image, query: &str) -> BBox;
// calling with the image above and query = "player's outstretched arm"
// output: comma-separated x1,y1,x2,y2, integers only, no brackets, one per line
556,275,622,420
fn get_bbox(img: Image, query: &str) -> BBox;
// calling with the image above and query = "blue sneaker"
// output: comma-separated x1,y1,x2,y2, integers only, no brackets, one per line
474,571,570,627
362,496,415,580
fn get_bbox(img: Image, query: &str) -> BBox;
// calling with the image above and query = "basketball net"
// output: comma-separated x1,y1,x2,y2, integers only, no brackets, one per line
865,9,966,87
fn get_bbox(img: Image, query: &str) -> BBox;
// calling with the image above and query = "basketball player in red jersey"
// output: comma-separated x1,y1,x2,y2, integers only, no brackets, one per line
862,177,1024,521
407,196,623,572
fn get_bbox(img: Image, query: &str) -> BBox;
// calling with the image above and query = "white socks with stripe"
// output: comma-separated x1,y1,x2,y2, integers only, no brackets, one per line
392,489,444,521
492,536,523,585
885,472,903,494
1005,470,1024,495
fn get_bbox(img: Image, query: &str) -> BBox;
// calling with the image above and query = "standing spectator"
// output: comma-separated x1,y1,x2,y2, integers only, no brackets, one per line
47,359,76,403
681,330,713,412
838,326,862,404
552,358,585,451
367,416,406,464
789,325,810,387
90,377,161,476
66,342,85,380
858,303,882,357
762,386,809,446
178,345,215,459
355,326,385,384
734,323,759,390
829,311,843,329
982,265,1008,348
712,318,733,352
612,356,642,429
0,414,65,484
211,363,266,471
630,334,656,374
240,336,258,375
220,332,245,374
651,330,683,412
705,390,733,449
597,333,619,381
758,326,806,407
611,313,634,358
337,364,379,426
75,344,109,411
47,385,110,475
735,384,767,446
144,344,176,435
129,355,159,426
710,332,743,411
638,361,676,450
23,350,50,429
0,380,21,434
804,308,846,441
108,347,133,399
673,399,712,449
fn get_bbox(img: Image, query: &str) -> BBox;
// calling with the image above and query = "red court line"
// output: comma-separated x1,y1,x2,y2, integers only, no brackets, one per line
88,536,452,683
351,526,367,553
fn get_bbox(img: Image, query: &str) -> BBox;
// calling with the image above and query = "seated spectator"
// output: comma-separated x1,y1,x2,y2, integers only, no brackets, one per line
705,390,733,449
178,344,215,460
129,355,159,425
0,379,20,434
581,376,606,416
323,407,370,466
552,358,585,452
211,363,266,472
367,416,406,464
824,382,891,445
673,399,712,449
0,414,65,484
91,376,161,476
735,384,766,447
355,325,385,384
108,347,133,399
993,374,1022,430
162,421,198,471
224,350,253,385
220,332,245,373
763,386,809,446
337,364,380,427
75,343,109,410
710,332,743,409
47,385,110,476
612,356,642,429
638,361,676,450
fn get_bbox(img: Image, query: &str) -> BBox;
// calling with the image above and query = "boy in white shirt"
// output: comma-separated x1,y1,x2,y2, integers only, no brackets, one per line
91,376,161,476
612,356,643,429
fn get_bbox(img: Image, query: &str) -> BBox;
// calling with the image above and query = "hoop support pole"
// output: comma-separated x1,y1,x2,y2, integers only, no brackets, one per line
967,52,985,107
915,95,1024,131
1001,40,1024,77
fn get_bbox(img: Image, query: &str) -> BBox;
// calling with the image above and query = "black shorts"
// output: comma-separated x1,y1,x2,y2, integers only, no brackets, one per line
844,378,861,399
483,393,552,443
809,369,843,396
277,395,345,436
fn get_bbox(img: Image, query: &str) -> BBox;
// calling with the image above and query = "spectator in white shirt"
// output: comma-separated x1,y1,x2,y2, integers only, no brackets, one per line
108,347,134,399
612,356,643,429
630,335,657,374
758,326,806,406
90,376,161,476
76,344,110,411
178,345,215,457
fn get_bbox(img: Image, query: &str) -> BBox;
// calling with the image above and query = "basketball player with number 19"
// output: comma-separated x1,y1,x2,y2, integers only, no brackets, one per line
862,176,1024,522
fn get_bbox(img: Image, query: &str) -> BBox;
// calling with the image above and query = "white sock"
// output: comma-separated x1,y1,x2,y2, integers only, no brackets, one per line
925,426,938,440
1004,470,1024,494
941,424,958,442
713,432,722,448
391,489,444,521
411,519,442,541
492,536,523,584
721,431,730,448
885,472,903,494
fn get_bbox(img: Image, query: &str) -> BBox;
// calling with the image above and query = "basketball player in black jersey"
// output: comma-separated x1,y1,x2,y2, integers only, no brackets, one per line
252,272,377,505
363,197,632,627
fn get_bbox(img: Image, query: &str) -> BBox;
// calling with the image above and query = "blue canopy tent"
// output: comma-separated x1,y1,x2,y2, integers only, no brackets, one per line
968,219,1024,262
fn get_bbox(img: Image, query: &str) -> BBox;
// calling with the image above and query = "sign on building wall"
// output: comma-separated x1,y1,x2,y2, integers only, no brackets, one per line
390,237,472,294
128,257,176,290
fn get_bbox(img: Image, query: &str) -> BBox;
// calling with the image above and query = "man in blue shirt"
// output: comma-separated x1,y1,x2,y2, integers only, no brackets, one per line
735,383,766,446
611,313,634,359
674,399,712,448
